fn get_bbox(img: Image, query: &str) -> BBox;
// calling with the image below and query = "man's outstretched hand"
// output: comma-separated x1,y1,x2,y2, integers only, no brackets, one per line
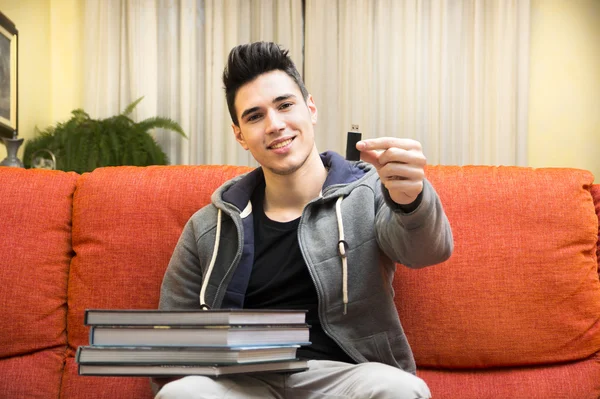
356,137,426,205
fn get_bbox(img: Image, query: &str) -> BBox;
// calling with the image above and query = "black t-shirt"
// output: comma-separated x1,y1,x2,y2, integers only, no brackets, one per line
244,184,355,363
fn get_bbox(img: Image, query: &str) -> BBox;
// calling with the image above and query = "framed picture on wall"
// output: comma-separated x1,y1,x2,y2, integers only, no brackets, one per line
0,11,17,139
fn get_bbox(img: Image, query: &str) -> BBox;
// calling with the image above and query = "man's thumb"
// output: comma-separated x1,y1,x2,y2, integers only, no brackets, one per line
358,146,380,168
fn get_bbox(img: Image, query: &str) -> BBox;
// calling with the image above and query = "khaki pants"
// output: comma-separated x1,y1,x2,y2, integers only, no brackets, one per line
154,360,431,399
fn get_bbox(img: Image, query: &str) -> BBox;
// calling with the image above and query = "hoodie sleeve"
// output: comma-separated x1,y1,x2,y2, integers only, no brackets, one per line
375,178,453,268
159,217,204,310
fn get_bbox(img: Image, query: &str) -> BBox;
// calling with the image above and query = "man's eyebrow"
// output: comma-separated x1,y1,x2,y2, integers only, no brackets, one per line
240,107,260,121
240,94,297,121
273,94,296,103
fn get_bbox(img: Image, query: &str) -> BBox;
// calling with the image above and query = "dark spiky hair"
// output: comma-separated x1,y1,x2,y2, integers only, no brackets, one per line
222,41,308,126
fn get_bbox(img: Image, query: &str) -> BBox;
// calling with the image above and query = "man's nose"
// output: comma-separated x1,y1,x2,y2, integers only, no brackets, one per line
265,109,286,133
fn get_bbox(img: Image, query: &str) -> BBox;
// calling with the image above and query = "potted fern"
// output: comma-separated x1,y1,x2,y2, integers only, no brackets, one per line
23,97,186,173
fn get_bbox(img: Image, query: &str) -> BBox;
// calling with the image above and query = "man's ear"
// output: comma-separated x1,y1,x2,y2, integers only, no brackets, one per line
306,94,318,125
232,124,249,150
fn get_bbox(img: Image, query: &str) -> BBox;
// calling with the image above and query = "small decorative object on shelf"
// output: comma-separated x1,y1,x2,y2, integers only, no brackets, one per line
30,149,56,170
0,131,24,168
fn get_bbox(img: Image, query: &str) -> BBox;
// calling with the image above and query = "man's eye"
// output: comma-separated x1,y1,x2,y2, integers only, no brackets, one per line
247,114,261,122
279,102,293,110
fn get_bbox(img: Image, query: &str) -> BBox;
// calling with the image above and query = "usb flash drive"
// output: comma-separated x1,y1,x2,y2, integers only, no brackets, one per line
345,125,362,161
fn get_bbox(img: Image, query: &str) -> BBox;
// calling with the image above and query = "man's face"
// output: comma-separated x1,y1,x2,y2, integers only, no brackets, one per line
232,70,318,176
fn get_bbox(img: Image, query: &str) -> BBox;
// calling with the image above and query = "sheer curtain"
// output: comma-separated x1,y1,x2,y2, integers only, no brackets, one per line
83,0,303,165
304,0,530,166
84,0,529,166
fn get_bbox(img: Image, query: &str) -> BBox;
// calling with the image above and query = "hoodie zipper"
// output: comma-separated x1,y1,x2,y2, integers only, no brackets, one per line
297,199,361,363
211,205,244,308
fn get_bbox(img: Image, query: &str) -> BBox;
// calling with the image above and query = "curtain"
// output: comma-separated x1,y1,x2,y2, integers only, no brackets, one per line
83,0,303,165
84,0,529,166
304,0,530,166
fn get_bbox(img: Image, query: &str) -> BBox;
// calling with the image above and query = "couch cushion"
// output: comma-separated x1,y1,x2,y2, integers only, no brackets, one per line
394,166,600,368
419,353,600,399
60,358,154,399
0,349,66,399
0,168,77,359
67,165,252,352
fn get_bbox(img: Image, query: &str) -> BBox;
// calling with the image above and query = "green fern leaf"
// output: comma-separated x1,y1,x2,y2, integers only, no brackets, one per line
121,97,145,117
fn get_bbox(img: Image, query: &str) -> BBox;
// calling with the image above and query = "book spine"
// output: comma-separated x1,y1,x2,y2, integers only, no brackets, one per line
89,327,95,345
75,346,82,362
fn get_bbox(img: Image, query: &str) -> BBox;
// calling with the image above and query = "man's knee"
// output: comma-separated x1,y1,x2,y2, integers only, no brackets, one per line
154,377,194,399
355,362,431,399
154,376,226,399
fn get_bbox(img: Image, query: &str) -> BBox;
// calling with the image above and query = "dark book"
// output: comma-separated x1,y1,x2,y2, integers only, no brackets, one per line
84,309,307,326
75,345,300,365
89,325,310,347
78,359,309,377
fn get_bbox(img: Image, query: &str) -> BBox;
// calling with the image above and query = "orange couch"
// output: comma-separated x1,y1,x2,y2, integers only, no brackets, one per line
0,164,599,399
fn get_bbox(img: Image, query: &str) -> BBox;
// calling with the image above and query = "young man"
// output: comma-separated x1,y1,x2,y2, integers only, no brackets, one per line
154,41,453,399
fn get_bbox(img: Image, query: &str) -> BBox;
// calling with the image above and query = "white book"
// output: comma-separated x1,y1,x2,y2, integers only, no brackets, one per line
89,325,310,347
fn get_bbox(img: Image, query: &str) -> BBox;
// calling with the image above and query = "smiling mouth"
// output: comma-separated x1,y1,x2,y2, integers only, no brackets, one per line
269,138,294,149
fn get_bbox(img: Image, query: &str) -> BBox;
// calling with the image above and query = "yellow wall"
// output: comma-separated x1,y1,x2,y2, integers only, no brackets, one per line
0,0,83,160
50,0,83,123
528,0,600,180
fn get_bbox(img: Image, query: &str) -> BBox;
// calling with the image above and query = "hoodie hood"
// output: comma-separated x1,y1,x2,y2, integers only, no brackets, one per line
215,151,371,211
200,151,374,310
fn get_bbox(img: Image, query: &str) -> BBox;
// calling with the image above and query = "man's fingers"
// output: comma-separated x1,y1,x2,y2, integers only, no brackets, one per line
358,149,382,168
378,147,427,167
360,147,427,170
380,163,425,182
357,138,422,152
355,137,426,205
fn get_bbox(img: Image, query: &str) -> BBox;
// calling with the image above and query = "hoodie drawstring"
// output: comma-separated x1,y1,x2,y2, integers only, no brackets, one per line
335,196,348,315
199,208,222,309
199,202,252,309
200,199,348,315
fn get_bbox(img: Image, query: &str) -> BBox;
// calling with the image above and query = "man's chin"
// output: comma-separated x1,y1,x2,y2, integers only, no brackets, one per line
268,164,302,176
266,156,309,176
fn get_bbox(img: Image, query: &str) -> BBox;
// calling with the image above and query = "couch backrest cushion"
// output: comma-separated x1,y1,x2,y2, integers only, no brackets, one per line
67,165,252,351
394,166,600,369
0,168,77,358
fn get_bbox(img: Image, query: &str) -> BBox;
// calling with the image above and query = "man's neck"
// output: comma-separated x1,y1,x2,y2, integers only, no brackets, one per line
262,150,327,222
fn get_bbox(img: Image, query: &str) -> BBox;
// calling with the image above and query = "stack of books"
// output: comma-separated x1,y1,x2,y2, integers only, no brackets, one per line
77,309,310,377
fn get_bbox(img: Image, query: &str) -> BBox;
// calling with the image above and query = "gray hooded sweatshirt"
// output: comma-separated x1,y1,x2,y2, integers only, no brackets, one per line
159,151,453,374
